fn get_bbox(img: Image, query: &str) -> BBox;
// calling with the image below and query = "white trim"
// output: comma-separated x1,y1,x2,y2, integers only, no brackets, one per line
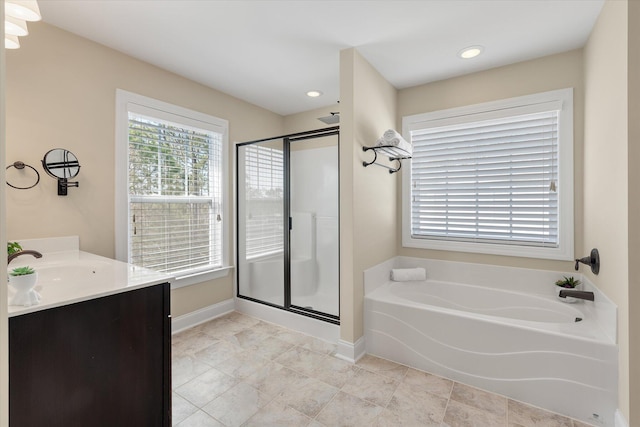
171,266,233,290
115,89,130,263
335,337,366,363
115,89,231,284
402,88,574,261
615,410,628,427
405,92,565,127
171,298,235,334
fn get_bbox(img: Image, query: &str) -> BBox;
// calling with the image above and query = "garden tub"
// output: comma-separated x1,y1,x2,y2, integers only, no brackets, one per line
364,258,617,426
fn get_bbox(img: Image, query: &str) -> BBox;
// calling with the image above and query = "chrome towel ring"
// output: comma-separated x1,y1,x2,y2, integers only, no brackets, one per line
6,161,40,190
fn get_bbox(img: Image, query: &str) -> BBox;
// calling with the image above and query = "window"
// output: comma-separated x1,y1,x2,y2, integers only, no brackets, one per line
116,90,230,287
243,145,284,259
402,88,574,260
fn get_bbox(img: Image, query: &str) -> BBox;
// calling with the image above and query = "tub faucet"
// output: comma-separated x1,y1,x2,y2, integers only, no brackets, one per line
8,250,43,265
558,289,595,301
575,248,600,275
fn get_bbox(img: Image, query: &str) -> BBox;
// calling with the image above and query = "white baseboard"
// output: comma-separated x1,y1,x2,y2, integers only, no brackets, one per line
171,299,235,334
615,410,628,427
335,337,366,363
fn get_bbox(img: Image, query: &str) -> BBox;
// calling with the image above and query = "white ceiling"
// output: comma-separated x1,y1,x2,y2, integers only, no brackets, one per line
38,0,604,116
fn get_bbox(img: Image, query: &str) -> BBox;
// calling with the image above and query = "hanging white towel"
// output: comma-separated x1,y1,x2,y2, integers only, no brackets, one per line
390,267,426,282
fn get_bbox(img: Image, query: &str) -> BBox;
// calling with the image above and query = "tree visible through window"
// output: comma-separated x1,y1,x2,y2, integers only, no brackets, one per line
243,144,284,259
127,112,223,274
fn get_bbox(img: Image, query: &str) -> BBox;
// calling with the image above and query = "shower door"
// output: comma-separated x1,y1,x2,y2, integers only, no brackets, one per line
289,133,339,318
237,127,339,323
237,138,286,308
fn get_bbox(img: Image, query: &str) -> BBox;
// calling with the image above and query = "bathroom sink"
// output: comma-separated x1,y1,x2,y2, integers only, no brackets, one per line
36,262,111,282
7,254,171,313
7,237,173,317
9,257,113,283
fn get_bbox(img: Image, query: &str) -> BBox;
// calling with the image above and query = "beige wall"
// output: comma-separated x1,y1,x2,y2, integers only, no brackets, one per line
284,105,339,134
5,23,284,317
397,49,584,273
284,105,340,151
584,0,630,422
339,48,398,342
628,1,640,422
339,50,356,342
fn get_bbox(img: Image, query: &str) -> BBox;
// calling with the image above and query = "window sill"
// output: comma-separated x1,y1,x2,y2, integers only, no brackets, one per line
170,266,234,290
403,235,573,261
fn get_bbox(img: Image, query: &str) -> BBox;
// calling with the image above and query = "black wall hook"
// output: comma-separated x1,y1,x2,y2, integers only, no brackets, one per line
575,248,600,275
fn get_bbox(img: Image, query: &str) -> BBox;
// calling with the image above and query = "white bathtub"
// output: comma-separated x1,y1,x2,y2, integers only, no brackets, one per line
364,258,618,426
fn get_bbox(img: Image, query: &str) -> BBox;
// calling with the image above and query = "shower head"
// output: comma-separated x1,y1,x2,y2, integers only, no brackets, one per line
317,112,340,125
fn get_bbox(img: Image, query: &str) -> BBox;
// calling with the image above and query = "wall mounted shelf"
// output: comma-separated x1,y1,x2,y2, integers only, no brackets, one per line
362,145,412,174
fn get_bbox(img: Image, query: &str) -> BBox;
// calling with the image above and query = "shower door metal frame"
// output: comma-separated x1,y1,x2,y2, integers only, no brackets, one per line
236,126,340,325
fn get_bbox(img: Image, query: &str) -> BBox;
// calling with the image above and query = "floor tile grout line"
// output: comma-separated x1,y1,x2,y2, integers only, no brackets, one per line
174,311,596,427
306,384,341,425
441,395,451,425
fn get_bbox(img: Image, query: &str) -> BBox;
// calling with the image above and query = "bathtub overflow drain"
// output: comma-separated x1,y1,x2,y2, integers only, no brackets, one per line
575,317,583,322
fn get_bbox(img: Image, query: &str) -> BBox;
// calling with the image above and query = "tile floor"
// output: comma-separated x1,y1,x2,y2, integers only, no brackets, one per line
172,311,595,427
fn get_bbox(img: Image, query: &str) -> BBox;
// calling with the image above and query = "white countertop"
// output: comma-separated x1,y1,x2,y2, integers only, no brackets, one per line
8,249,174,317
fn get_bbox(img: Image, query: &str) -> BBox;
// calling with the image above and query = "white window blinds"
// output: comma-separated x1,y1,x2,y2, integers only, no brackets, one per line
410,110,559,247
243,145,284,259
128,112,223,274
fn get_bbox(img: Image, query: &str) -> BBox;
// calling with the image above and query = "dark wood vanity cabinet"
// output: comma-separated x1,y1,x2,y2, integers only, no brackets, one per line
9,283,171,427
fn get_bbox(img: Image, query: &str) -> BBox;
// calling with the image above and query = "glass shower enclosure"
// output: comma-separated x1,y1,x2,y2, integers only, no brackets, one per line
236,127,339,323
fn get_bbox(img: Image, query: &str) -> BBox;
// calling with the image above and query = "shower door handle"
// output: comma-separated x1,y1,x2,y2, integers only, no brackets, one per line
289,217,293,230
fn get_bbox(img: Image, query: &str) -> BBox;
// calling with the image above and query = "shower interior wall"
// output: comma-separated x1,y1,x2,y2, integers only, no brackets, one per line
290,140,340,316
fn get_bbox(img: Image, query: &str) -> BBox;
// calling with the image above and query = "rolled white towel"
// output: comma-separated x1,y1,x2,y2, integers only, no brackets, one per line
376,129,412,156
390,267,426,282
377,129,404,146
383,129,401,143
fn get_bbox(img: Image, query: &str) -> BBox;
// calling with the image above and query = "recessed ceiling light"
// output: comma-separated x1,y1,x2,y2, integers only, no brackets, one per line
458,45,484,59
306,90,323,98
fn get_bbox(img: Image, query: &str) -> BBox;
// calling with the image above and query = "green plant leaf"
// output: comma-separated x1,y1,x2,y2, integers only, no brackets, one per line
555,276,581,288
10,266,35,276
7,241,22,256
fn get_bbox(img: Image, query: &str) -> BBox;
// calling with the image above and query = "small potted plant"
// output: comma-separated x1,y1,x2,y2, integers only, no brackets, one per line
10,265,36,277
555,276,582,303
8,265,40,306
7,242,40,306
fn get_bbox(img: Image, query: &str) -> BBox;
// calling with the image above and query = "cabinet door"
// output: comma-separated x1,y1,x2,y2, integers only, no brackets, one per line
9,283,171,427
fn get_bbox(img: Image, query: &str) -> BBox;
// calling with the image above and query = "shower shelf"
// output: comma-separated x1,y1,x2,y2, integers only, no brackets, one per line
362,145,412,174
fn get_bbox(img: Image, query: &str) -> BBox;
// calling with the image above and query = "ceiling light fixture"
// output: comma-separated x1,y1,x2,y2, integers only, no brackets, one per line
458,45,484,59
306,90,323,98
3,0,41,50
5,0,41,22
5,34,20,49
5,16,29,36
